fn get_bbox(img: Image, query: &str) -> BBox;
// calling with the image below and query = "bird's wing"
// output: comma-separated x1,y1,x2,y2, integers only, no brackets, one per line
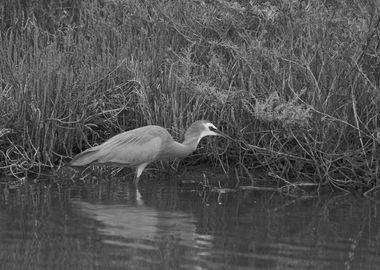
93,126,171,167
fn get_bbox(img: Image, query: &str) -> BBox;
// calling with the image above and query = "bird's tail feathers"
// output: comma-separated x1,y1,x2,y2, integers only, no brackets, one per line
69,148,101,167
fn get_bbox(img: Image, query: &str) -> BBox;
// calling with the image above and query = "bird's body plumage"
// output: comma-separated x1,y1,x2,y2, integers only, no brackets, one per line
70,120,228,183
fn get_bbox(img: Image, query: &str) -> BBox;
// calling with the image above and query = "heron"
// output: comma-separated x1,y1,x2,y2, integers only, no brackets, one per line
69,120,230,183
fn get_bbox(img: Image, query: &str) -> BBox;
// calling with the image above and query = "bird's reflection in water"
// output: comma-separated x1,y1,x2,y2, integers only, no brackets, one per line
71,183,213,258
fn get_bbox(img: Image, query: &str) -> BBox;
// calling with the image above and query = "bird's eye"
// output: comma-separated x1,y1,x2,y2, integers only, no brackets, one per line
209,126,217,132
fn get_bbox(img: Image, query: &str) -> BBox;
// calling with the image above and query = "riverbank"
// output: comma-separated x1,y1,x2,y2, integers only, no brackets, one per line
1,0,379,190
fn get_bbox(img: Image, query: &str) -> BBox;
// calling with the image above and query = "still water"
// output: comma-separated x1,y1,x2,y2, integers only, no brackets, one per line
0,174,380,270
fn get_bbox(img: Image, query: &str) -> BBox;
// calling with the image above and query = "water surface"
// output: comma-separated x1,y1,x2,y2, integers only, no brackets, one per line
0,174,379,270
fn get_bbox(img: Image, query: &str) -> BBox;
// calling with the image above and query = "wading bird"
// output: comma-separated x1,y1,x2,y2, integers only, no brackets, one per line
69,120,230,183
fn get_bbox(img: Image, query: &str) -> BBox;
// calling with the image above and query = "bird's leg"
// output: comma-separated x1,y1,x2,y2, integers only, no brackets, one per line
133,162,149,185
131,175,144,206
133,175,140,186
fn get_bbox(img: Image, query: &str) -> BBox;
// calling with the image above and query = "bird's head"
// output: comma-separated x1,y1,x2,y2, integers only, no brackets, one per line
184,120,231,144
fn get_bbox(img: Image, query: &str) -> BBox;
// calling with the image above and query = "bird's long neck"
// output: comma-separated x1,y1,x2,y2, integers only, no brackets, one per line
182,136,201,153
163,136,200,159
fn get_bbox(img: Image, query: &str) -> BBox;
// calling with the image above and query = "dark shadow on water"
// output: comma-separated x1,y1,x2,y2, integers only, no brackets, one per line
0,172,380,270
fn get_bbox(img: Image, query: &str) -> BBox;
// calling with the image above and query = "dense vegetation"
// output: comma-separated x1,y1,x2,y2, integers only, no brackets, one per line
0,0,379,191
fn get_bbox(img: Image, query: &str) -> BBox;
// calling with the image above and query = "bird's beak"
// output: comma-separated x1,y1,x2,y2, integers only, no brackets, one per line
214,129,234,141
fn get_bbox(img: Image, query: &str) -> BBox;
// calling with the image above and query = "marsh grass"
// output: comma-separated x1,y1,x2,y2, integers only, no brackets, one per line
0,0,379,191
